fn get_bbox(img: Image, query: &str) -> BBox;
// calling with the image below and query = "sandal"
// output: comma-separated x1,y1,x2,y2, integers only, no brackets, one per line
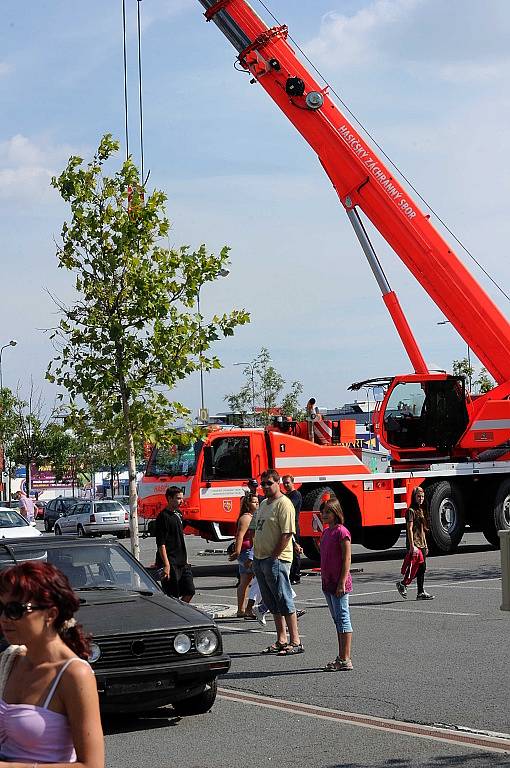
236,611,246,618
325,658,353,671
261,641,287,655
277,643,305,656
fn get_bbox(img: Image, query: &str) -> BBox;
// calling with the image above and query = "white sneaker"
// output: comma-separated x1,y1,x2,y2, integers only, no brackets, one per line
254,605,267,626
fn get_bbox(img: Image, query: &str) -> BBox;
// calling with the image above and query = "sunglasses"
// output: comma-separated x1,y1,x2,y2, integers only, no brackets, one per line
261,481,276,488
0,601,45,621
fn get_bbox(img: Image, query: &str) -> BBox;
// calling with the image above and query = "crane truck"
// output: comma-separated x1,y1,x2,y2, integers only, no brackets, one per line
138,1,510,558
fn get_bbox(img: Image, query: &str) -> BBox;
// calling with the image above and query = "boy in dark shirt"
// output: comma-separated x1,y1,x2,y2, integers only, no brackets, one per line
155,486,195,602
282,475,303,585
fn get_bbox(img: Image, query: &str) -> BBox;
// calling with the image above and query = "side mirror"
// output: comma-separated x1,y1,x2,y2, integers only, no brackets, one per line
203,446,215,481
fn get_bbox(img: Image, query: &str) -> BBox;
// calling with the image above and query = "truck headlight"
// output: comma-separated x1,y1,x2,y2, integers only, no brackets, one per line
195,629,219,656
174,633,192,654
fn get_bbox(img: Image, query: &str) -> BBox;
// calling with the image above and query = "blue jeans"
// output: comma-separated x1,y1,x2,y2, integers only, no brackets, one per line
324,591,353,633
253,557,295,616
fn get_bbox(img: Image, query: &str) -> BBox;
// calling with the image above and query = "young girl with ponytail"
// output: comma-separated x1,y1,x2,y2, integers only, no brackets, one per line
0,561,104,767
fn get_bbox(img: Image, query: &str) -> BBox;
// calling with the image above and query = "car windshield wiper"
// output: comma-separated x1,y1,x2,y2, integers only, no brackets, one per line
78,585,121,591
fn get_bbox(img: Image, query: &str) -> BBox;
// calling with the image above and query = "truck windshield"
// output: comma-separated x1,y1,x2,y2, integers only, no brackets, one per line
146,442,200,477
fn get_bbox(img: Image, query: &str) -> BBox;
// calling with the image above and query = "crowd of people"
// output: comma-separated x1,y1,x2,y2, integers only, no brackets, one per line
0,468,433,763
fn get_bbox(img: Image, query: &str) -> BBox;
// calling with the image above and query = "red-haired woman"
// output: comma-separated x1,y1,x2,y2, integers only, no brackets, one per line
0,561,104,767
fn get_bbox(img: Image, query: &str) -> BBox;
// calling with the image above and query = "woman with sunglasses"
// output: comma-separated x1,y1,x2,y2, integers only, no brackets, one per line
0,561,104,767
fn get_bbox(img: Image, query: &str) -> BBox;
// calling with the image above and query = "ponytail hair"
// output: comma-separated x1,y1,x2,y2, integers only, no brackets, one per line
0,561,91,659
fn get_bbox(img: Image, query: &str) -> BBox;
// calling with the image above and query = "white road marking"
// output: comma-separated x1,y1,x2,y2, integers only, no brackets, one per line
351,605,479,617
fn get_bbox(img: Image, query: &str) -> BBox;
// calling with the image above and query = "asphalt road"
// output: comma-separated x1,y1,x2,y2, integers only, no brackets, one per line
35,523,508,765
98,530,509,768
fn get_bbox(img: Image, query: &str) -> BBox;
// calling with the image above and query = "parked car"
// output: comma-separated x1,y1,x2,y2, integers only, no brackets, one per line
113,495,130,510
43,497,81,532
34,500,46,520
0,536,230,713
0,508,42,539
54,500,130,538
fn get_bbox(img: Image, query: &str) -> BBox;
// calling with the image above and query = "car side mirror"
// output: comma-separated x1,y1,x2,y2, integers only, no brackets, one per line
203,446,215,481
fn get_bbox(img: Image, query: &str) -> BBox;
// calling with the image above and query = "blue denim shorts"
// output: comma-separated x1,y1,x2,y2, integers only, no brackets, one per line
253,557,295,616
238,548,253,575
324,591,353,633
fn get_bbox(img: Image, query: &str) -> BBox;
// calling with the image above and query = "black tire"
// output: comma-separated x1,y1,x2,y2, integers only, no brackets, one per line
54,524,62,536
483,478,510,548
44,519,52,533
301,486,335,563
172,679,217,716
77,525,86,538
426,480,465,554
361,526,402,551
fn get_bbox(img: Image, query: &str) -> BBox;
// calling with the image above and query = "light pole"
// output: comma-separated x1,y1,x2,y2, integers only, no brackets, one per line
0,340,17,391
197,269,230,421
234,361,256,423
437,320,472,390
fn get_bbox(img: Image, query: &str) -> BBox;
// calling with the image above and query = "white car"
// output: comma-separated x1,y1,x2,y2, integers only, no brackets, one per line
0,507,42,539
54,500,129,538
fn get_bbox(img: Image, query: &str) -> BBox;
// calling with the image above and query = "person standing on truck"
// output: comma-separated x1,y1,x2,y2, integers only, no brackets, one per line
253,469,303,656
155,486,195,603
396,486,435,601
282,475,304,585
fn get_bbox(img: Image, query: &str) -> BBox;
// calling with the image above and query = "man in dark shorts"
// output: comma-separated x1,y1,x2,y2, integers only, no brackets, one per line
155,486,195,602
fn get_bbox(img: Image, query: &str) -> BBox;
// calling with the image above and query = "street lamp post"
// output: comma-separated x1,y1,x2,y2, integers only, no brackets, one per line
196,269,230,422
0,340,17,391
437,320,472,390
234,362,256,423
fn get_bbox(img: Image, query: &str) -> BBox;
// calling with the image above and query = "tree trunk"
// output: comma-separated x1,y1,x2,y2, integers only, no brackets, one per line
110,465,114,499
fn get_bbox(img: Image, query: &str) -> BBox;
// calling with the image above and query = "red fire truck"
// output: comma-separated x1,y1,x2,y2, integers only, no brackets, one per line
139,1,510,557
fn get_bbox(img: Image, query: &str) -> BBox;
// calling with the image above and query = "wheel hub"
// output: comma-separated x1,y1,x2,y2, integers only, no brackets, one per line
439,498,457,533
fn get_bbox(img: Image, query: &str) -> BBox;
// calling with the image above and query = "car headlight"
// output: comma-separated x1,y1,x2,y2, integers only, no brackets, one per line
195,629,219,656
174,633,192,654
89,643,101,664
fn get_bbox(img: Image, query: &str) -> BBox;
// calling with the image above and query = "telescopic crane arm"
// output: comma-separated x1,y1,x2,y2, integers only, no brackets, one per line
199,0,510,387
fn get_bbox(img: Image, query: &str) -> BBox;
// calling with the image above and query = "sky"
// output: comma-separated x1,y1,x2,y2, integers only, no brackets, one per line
1,0,510,420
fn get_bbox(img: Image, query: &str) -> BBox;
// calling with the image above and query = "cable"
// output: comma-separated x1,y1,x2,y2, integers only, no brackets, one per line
136,0,145,184
122,0,129,161
253,0,510,305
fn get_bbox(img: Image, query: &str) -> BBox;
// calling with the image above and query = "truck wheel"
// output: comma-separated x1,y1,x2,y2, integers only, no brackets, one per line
361,526,402,550
301,486,335,563
483,478,510,548
426,481,465,554
172,679,217,716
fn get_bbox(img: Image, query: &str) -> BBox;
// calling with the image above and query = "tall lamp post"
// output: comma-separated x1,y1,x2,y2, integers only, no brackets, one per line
234,361,256,423
0,340,17,391
197,269,230,422
437,320,472,390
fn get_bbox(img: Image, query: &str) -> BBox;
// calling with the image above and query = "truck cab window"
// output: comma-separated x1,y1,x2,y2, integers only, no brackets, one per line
206,436,251,480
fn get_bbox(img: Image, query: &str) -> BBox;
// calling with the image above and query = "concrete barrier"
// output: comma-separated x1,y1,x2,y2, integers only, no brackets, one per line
499,529,510,611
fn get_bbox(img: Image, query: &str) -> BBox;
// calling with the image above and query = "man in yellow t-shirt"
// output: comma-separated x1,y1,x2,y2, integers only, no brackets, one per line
253,470,303,656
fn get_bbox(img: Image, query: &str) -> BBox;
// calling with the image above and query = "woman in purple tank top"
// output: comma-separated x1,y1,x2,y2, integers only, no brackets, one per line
0,561,104,767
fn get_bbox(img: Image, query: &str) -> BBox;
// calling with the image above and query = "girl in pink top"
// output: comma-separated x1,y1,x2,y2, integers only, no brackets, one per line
0,561,104,767
320,498,354,671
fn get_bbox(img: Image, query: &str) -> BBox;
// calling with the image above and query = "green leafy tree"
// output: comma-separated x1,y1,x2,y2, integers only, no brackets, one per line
0,388,18,500
452,357,474,392
226,348,303,426
48,135,249,556
475,368,494,394
9,383,48,495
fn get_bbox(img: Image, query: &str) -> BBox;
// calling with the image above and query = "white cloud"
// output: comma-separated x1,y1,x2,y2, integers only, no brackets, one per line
304,0,510,83
0,135,80,203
